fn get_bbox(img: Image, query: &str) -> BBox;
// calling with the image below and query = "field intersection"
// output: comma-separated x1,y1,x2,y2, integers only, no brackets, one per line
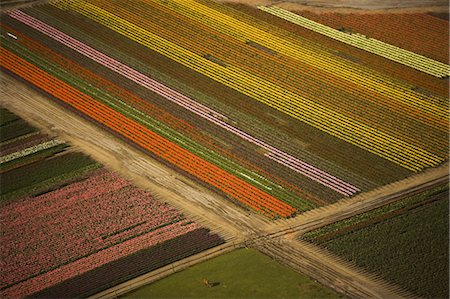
1,0,448,297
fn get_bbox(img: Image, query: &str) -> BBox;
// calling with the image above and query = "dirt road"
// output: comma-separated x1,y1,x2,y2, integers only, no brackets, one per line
2,72,444,298
219,0,449,13
265,164,449,238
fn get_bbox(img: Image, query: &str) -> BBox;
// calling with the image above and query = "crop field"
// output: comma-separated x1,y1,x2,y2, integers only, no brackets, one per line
1,0,448,219
124,248,341,298
282,9,449,64
302,183,449,298
0,107,36,142
0,109,224,298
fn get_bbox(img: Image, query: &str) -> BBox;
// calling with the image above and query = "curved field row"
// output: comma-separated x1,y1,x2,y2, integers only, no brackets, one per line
6,10,360,197
0,48,297,218
258,6,450,78
151,0,448,119
95,0,447,157
52,0,445,172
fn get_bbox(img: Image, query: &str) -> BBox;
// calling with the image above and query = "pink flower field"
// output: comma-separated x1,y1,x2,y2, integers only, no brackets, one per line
0,168,223,298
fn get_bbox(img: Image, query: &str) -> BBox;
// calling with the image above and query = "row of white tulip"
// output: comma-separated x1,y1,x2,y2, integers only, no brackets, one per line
0,139,65,164
258,6,450,78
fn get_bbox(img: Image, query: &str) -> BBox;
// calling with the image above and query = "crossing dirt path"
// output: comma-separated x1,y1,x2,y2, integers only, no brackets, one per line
2,0,448,297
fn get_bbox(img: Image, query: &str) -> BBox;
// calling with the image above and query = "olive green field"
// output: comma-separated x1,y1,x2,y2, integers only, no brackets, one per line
123,248,341,298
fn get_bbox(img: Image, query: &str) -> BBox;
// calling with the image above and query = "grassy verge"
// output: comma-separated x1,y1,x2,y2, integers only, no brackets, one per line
303,183,449,298
123,248,341,299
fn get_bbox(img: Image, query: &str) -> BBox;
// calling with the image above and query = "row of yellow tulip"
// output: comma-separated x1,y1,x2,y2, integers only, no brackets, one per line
155,0,448,121
54,0,445,172
107,0,446,157
258,6,450,78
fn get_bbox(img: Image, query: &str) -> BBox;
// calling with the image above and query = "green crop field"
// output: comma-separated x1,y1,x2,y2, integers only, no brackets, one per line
124,248,341,298
0,108,36,142
1,152,100,201
303,184,449,298
0,108,100,202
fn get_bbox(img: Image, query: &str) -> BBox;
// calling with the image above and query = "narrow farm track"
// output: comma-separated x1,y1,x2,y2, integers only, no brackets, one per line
264,163,449,237
2,74,444,298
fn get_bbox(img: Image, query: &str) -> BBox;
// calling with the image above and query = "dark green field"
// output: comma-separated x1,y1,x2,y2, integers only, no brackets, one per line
1,152,99,201
0,108,36,142
0,108,100,203
303,184,449,298
123,248,341,299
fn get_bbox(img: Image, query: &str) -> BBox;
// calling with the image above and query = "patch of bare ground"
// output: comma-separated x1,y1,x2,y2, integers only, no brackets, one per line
3,71,438,298
218,0,449,13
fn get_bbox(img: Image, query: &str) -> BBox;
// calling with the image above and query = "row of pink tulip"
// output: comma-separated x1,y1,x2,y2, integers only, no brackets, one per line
1,169,193,290
8,9,360,196
2,220,201,298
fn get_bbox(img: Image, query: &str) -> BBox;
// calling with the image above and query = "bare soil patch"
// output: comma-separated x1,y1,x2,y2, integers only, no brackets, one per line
219,0,449,13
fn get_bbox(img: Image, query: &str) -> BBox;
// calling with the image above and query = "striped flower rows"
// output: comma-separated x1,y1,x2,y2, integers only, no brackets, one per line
1,167,223,298
153,0,448,120
1,48,297,217
258,6,450,78
0,139,64,164
7,10,359,196
70,0,448,157
52,0,446,172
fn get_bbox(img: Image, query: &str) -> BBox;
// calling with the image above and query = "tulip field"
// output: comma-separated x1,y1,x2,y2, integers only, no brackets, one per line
1,169,223,298
0,110,224,298
1,0,449,218
258,6,450,77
